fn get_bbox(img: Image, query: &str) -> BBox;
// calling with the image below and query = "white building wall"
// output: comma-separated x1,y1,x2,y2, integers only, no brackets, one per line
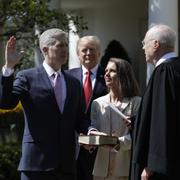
64,0,148,91
146,0,179,84
81,1,147,60
60,0,179,92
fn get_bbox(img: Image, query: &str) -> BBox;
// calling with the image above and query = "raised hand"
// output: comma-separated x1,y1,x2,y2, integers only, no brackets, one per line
5,36,24,68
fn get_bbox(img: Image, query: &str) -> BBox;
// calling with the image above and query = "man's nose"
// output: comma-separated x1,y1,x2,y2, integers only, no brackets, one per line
105,71,109,76
86,49,91,54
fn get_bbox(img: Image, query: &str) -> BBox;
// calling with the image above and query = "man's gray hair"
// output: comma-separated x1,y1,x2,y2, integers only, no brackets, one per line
39,28,68,52
148,24,176,49
77,35,101,52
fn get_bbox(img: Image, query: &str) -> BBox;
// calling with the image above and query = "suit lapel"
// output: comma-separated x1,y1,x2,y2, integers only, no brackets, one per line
88,66,106,109
119,98,130,113
37,65,62,114
92,66,105,97
102,94,111,134
62,70,79,115
78,68,83,84
37,65,54,92
73,68,83,84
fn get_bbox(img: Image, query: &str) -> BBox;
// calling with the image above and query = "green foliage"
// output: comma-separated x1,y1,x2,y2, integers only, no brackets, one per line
0,102,24,144
14,43,35,72
0,104,23,179
0,0,88,70
0,0,88,39
0,143,21,180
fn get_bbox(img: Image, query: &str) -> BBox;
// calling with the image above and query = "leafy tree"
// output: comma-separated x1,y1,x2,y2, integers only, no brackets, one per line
0,0,87,38
0,0,88,69
0,143,21,180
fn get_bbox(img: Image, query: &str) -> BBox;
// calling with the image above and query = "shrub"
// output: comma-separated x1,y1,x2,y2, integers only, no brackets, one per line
0,143,21,180
0,103,23,179
0,102,24,144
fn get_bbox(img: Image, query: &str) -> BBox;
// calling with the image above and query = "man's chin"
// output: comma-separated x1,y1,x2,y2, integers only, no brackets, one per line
85,60,91,64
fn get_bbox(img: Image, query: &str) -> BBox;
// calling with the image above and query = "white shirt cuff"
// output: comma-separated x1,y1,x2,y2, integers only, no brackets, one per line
2,66,14,77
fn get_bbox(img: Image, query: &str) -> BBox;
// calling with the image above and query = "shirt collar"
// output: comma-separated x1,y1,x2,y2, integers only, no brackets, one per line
155,52,177,67
82,64,99,77
43,61,62,77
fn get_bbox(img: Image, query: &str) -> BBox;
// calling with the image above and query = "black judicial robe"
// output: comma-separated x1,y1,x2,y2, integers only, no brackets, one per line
130,57,180,180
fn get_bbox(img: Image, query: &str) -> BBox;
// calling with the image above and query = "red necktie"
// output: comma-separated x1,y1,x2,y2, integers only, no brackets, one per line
53,72,63,112
83,70,92,107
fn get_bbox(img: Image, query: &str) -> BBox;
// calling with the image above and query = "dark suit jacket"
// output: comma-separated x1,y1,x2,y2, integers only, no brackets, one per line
67,65,107,125
67,65,107,180
0,65,87,173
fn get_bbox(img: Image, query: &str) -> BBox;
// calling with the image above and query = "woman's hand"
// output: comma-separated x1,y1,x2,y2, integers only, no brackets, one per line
123,117,132,129
79,133,96,153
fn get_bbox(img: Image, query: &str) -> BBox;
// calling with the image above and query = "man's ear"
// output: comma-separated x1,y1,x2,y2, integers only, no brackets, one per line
154,40,160,48
77,50,80,56
42,47,48,54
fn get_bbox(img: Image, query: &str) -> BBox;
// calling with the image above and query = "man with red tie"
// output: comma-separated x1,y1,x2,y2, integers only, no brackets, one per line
68,36,107,180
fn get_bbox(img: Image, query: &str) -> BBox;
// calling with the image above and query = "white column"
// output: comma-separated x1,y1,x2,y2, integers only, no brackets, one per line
147,0,178,84
68,19,80,69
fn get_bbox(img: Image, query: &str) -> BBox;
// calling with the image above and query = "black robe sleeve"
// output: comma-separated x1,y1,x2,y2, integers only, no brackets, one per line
130,58,180,179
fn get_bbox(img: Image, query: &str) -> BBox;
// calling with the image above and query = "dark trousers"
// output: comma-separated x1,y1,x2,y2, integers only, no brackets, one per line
21,171,76,180
76,147,97,180
149,173,168,180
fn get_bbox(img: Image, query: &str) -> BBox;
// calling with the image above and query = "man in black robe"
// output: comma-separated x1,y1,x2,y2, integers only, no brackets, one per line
130,24,180,180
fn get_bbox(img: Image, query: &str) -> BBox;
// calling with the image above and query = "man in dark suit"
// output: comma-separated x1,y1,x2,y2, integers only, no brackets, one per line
130,24,180,180
67,36,107,180
0,28,87,180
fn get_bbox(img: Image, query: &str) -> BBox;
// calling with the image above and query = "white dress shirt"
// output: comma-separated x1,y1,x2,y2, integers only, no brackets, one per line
43,62,66,112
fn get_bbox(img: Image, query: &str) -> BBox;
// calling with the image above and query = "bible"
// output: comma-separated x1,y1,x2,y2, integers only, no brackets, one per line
78,135,118,146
